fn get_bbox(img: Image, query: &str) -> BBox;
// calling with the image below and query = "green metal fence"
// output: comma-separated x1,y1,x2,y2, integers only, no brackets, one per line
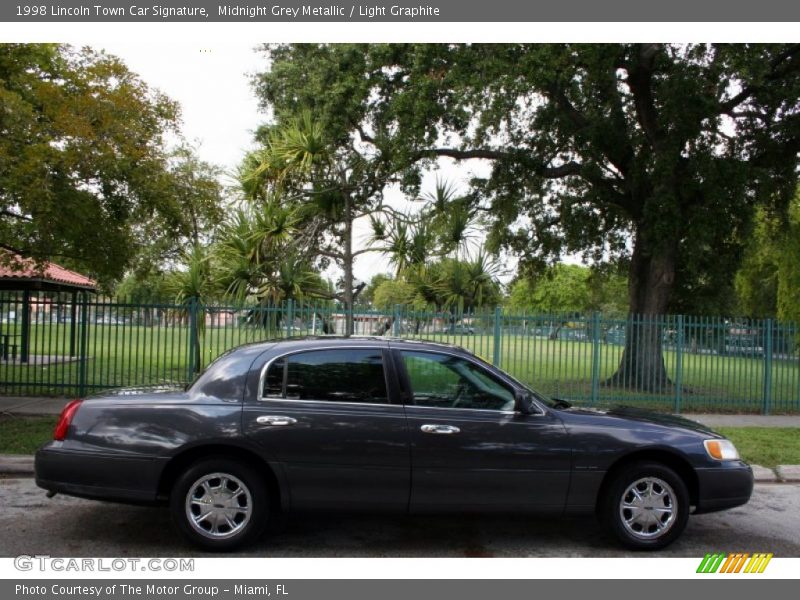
1,293,798,414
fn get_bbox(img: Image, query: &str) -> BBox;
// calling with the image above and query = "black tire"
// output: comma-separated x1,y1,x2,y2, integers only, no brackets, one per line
600,461,690,550
170,457,269,551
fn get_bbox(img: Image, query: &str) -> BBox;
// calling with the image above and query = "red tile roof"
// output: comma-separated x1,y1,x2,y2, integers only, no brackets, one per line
0,252,96,289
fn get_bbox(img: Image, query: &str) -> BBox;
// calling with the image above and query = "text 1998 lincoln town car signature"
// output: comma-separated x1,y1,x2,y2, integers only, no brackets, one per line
36,337,753,551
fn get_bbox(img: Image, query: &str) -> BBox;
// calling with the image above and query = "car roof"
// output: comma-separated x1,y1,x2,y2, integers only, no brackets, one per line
223,335,475,357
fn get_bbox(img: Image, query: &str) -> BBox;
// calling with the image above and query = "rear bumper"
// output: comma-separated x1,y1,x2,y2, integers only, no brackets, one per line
694,462,754,514
35,443,165,505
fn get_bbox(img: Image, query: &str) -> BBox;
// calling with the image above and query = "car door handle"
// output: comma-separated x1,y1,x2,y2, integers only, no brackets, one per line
421,424,460,434
256,415,297,426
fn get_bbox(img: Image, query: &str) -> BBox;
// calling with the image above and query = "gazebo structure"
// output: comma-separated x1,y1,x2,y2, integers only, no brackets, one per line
0,253,96,363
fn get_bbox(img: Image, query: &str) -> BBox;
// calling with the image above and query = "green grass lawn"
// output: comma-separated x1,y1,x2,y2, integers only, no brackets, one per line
0,415,58,454
0,320,274,396
1,321,799,413
716,427,800,469
421,333,800,413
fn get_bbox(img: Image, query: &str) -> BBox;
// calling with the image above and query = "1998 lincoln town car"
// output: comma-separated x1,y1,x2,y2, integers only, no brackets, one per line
35,337,753,551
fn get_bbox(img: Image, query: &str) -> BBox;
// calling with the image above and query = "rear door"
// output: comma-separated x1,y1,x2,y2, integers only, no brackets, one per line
243,346,410,512
395,348,571,512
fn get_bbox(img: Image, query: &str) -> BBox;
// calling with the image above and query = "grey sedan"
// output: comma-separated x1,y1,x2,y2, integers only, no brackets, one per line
36,337,753,551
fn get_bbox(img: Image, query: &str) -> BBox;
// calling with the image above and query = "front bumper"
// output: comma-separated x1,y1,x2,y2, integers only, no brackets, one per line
35,443,165,505
694,461,754,514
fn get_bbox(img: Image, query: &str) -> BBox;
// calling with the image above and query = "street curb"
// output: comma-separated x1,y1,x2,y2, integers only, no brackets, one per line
751,464,779,482
775,465,800,482
0,454,34,476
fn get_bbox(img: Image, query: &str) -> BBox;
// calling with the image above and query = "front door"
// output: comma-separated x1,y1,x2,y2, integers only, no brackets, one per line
395,349,572,512
243,346,410,512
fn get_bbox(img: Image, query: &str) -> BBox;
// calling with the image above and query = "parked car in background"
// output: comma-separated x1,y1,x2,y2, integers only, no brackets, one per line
722,335,764,357
440,323,475,335
36,337,752,551
94,315,127,325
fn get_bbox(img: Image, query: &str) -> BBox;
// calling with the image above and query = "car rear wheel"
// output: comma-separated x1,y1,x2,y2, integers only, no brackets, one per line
601,461,690,550
170,458,268,551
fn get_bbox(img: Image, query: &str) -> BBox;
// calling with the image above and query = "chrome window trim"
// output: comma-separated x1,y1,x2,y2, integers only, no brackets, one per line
256,342,548,417
403,404,518,416
257,397,405,410
257,344,391,405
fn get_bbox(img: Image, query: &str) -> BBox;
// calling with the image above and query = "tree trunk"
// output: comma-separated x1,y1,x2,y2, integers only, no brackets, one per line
343,193,354,336
193,333,202,373
606,231,677,392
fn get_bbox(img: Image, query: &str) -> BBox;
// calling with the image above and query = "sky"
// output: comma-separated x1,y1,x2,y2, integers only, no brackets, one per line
98,43,266,175
96,41,500,286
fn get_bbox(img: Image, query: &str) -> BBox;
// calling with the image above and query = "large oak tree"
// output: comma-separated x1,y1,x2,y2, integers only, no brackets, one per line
257,43,800,390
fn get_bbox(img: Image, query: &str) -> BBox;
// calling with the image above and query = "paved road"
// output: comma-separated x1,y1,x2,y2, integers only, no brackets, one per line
1,478,798,558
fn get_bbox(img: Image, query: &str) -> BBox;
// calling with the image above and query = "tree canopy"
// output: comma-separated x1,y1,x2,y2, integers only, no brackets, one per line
0,44,190,283
257,43,800,388
506,264,628,316
735,190,800,322
258,43,800,313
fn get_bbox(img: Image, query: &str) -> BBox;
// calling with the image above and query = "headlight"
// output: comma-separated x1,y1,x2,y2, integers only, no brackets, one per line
704,439,740,461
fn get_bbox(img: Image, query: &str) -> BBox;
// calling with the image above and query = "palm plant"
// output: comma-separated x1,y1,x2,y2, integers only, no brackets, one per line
214,200,325,312
370,216,433,277
214,208,261,302
166,244,213,372
422,178,478,259
369,175,497,315
245,112,391,334
433,251,502,313
462,250,503,308
240,112,329,198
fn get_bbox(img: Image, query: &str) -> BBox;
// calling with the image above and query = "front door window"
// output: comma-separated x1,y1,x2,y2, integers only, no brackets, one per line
400,351,515,411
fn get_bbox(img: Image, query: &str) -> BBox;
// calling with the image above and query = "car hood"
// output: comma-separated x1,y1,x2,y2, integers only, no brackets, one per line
560,405,721,437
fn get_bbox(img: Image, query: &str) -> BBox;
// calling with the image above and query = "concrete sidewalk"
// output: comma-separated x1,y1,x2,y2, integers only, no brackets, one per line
0,454,34,475
683,414,800,428
0,396,70,416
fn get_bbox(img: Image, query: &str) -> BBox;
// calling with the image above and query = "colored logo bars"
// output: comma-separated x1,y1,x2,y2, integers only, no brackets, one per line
697,553,773,573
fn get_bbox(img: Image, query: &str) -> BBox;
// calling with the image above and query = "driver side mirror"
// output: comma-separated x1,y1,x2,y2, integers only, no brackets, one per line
514,390,537,415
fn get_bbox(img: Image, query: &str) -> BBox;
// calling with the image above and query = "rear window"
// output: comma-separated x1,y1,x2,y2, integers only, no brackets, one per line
188,349,251,398
262,349,388,404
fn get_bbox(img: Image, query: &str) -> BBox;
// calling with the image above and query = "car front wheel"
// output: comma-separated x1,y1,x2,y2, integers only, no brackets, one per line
170,458,268,551
601,461,690,550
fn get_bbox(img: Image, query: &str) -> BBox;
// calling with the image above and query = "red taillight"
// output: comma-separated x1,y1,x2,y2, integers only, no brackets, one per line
53,399,82,441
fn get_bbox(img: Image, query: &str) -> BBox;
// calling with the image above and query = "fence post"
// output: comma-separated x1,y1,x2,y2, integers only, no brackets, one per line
286,298,294,338
69,291,78,356
393,304,401,336
763,319,773,415
187,297,198,382
20,290,30,363
590,312,601,406
493,305,502,367
674,315,684,414
78,292,89,397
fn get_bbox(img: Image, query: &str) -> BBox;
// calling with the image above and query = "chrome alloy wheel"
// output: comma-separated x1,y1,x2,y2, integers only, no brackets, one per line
618,476,677,540
185,472,252,540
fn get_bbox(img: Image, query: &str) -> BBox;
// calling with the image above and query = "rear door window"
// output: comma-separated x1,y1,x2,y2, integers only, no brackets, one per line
263,349,388,404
